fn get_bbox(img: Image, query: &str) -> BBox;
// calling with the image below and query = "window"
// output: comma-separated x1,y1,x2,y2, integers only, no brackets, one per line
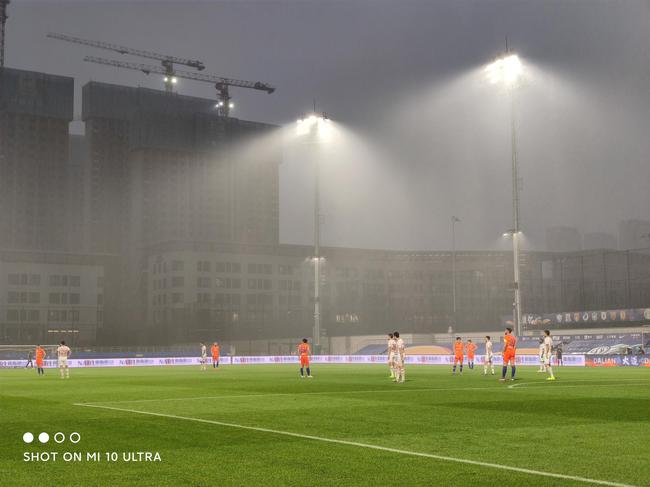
172,293,184,304
29,292,40,304
172,260,184,271
172,276,185,288
70,276,81,287
197,261,211,272
197,277,211,288
49,293,60,304
69,293,80,305
29,274,41,286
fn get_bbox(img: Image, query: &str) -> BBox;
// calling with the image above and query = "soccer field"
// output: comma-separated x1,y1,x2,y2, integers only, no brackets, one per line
1,364,648,487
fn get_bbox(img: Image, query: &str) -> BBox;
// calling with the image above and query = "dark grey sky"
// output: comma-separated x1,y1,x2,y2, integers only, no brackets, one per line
9,0,650,250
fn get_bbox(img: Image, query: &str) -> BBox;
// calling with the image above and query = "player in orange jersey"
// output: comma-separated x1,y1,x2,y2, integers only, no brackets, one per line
35,345,46,376
298,338,312,378
452,337,464,375
500,327,517,381
210,342,220,369
466,339,477,370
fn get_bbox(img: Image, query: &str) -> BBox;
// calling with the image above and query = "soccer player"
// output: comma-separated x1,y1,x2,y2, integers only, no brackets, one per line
537,337,546,372
394,331,405,383
25,350,33,369
200,343,207,371
298,338,312,378
452,337,464,375
543,330,556,381
35,345,46,376
387,333,397,379
466,339,477,370
210,342,220,369
500,327,517,382
56,341,71,379
483,336,495,375
555,344,563,367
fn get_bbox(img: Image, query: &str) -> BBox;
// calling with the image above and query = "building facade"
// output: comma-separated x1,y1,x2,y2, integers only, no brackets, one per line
0,67,74,251
0,250,106,345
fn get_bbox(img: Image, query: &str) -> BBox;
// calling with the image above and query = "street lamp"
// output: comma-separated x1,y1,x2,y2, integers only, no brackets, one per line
486,49,524,336
296,112,330,351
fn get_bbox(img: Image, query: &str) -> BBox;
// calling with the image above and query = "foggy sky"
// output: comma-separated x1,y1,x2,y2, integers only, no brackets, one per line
9,0,650,251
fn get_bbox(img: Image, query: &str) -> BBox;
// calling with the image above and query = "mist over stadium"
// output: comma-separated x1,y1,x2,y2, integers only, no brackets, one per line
1,1,649,487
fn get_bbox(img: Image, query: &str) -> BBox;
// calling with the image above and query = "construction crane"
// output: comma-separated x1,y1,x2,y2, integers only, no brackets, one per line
47,32,205,92
0,0,9,67
84,55,275,117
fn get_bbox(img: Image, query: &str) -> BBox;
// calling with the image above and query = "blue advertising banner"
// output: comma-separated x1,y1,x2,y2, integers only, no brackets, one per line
585,355,650,367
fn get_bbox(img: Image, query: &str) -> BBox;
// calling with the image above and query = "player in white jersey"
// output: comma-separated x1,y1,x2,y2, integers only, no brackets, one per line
200,343,207,371
56,341,71,379
543,330,556,380
387,333,397,379
537,338,546,372
393,331,406,383
483,336,495,375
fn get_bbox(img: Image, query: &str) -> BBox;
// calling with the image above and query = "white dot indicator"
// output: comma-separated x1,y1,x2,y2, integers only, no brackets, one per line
69,432,81,444
23,432,34,444
38,432,50,443
54,432,65,444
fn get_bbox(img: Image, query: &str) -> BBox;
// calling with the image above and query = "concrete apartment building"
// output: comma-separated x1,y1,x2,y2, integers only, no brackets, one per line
0,67,73,251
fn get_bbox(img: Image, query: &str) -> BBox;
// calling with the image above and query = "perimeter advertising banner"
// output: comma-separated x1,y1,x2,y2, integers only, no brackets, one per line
0,354,586,368
514,307,650,329
585,355,650,367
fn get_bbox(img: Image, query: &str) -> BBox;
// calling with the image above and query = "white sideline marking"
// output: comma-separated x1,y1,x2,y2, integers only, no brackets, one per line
508,378,650,389
73,402,639,487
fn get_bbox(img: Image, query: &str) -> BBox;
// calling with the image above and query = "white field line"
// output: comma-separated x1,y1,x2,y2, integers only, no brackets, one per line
73,402,640,487
508,378,650,389
78,378,650,406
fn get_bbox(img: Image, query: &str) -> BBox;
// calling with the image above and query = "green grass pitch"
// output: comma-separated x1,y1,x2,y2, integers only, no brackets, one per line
1,364,648,486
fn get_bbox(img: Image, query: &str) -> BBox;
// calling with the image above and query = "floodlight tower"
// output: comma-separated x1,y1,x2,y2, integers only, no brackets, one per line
296,112,330,350
486,47,524,336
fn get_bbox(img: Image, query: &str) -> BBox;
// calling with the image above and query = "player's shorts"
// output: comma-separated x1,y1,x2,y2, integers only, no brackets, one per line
453,354,463,364
543,354,552,366
200,355,206,363
389,352,398,364
484,354,493,363
468,355,475,361
36,359,43,368
58,357,68,367
300,354,310,367
394,355,404,367
503,350,516,365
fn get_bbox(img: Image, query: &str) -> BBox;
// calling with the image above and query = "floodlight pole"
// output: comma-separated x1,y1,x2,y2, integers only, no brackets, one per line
313,144,321,350
510,89,522,337
451,216,460,330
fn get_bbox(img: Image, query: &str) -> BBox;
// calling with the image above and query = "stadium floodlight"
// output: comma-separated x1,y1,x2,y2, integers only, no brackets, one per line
487,48,524,336
296,111,330,351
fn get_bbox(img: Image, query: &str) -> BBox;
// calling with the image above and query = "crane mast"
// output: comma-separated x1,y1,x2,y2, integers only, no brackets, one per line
0,0,9,67
84,55,275,117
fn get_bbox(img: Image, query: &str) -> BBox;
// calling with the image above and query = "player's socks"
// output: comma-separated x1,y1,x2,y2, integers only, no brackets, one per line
490,366,495,374
452,365,456,374
547,366,554,379
511,366,516,379
501,366,507,379
459,364,463,373
306,367,311,377
300,367,304,377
